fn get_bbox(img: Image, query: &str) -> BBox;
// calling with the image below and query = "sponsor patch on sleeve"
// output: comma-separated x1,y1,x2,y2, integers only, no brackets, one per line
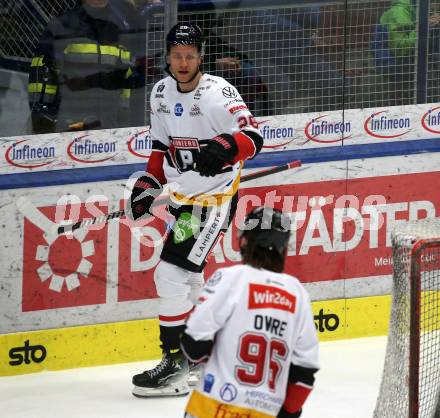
228,104,248,114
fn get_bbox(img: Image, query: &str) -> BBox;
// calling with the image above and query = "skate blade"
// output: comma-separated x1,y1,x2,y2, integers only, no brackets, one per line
188,363,202,387
132,381,190,398
187,373,200,387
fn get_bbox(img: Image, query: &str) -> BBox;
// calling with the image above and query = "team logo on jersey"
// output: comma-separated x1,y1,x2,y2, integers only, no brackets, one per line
206,271,222,287
248,284,296,313
169,137,200,172
174,103,184,116
157,83,165,93
219,383,238,402
173,212,200,244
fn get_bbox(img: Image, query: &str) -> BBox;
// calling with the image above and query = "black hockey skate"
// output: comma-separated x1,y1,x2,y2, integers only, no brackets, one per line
132,350,189,397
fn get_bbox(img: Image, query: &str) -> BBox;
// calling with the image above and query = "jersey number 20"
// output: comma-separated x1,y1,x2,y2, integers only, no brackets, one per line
235,332,288,391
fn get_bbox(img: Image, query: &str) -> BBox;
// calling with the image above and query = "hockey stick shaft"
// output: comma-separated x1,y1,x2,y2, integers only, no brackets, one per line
63,209,125,233
240,159,301,182
56,159,302,235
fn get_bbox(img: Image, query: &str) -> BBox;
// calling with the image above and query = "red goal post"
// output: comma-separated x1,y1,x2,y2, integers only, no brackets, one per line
374,220,440,418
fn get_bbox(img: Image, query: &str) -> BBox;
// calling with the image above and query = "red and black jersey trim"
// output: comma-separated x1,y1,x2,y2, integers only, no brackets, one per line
278,364,318,417
232,129,263,163
147,151,166,184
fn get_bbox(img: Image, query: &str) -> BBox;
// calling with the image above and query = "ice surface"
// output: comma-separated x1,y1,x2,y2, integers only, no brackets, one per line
0,336,387,418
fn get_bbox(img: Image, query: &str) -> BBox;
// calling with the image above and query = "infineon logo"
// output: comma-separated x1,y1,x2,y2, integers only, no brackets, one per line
5,139,56,168
67,134,117,163
261,124,295,149
304,115,352,143
127,129,152,159
421,106,440,134
248,283,296,313
364,110,411,138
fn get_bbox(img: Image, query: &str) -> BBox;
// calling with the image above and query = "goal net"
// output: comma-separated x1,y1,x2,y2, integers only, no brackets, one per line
374,220,440,418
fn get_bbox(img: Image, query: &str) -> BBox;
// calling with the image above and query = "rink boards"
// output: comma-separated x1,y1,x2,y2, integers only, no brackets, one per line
1,103,440,375
0,296,391,376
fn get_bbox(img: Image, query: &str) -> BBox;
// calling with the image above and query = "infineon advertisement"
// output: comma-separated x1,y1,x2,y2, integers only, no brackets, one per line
1,103,440,374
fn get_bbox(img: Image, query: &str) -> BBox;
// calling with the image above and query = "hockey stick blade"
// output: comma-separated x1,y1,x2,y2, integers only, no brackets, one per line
16,196,58,236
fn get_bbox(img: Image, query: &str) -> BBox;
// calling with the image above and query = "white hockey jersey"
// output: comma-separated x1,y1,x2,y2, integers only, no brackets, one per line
184,264,319,418
149,74,262,204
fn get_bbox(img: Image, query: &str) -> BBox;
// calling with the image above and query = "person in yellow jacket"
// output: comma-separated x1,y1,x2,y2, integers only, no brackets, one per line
28,0,140,133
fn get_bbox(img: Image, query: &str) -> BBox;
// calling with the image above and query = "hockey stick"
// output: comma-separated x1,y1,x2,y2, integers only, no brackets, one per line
17,159,301,235
240,159,301,182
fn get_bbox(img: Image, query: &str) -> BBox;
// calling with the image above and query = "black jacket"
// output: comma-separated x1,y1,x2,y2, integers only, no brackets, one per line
28,4,137,133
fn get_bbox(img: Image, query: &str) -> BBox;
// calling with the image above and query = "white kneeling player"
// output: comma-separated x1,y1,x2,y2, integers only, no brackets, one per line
181,207,319,418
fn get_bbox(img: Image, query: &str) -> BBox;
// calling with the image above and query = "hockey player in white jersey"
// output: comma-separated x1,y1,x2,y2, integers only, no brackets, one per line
181,207,319,417
131,22,263,397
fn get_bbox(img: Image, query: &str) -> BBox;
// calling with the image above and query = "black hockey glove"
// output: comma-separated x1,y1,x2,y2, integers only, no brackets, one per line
195,134,238,177
277,408,302,418
126,174,162,221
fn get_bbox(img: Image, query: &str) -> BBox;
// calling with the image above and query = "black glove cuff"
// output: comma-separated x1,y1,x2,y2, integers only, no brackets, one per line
212,133,238,158
277,407,302,418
